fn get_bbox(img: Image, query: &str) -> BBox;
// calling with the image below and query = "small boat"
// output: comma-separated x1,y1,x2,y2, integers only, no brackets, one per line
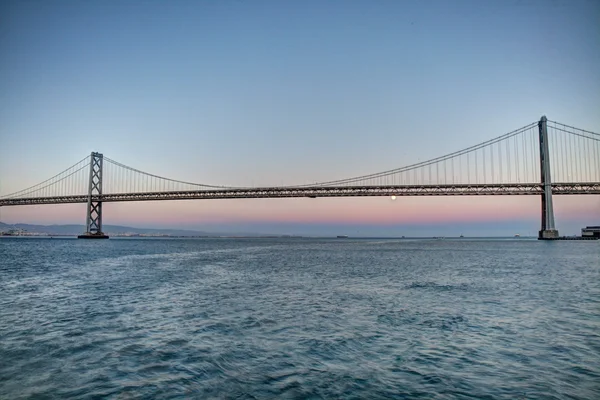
514,234,520,238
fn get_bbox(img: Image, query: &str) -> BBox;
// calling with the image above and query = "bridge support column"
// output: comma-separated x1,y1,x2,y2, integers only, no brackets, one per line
78,152,109,239
538,116,559,240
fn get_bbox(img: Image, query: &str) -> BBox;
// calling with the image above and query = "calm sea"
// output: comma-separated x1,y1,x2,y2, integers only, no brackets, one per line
0,237,599,399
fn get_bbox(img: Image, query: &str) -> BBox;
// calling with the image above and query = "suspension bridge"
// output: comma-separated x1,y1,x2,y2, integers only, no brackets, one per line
1,116,599,239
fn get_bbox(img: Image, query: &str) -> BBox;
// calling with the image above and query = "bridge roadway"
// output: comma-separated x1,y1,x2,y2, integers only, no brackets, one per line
1,182,599,206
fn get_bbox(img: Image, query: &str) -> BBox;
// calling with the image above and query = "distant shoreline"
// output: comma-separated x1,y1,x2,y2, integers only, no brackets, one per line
1,235,541,240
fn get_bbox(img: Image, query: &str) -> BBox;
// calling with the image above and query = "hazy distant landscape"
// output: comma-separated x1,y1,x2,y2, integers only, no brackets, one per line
1,221,543,239
0,222,272,237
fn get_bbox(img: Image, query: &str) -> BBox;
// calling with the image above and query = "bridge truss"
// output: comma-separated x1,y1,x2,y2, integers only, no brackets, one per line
1,182,599,207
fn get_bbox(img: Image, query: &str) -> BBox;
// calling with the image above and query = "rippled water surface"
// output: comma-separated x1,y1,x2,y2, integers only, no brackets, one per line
1,237,599,399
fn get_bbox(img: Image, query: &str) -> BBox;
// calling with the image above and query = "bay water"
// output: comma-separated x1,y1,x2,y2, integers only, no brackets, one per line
1,237,599,399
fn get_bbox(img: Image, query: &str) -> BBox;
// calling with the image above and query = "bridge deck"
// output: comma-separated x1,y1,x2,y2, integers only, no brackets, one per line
1,182,598,206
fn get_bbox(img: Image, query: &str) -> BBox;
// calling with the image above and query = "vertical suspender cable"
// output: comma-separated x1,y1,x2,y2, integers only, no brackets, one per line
556,127,562,181
506,139,511,182
532,127,536,182
482,147,486,184
467,152,470,184
560,127,566,182
498,138,503,183
569,129,575,181
428,164,431,185
593,134,600,182
579,130,584,181
585,130,591,181
473,151,479,184
490,143,494,183
515,134,520,183
522,129,528,182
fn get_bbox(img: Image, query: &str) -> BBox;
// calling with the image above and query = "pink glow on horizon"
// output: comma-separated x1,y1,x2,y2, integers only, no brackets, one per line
2,196,596,227
105,197,540,225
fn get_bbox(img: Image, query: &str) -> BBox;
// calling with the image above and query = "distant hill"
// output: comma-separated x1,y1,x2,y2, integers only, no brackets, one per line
0,222,263,237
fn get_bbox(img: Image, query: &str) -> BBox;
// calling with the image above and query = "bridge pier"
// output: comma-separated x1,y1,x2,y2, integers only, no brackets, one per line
538,116,559,240
78,152,109,239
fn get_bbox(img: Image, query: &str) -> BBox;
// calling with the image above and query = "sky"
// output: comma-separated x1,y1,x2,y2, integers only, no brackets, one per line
0,0,599,236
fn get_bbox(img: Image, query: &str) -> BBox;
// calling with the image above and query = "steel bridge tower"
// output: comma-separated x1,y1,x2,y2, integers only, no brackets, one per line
78,152,109,239
538,116,559,240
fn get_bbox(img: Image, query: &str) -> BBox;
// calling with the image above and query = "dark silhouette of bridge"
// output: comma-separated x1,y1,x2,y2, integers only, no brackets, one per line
1,116,599,239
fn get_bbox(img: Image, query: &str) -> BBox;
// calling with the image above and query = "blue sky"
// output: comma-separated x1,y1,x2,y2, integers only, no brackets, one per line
1,0,599,235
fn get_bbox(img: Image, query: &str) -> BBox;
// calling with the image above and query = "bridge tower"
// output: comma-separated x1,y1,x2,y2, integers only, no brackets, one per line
538,116,559,240
78,152,109,239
